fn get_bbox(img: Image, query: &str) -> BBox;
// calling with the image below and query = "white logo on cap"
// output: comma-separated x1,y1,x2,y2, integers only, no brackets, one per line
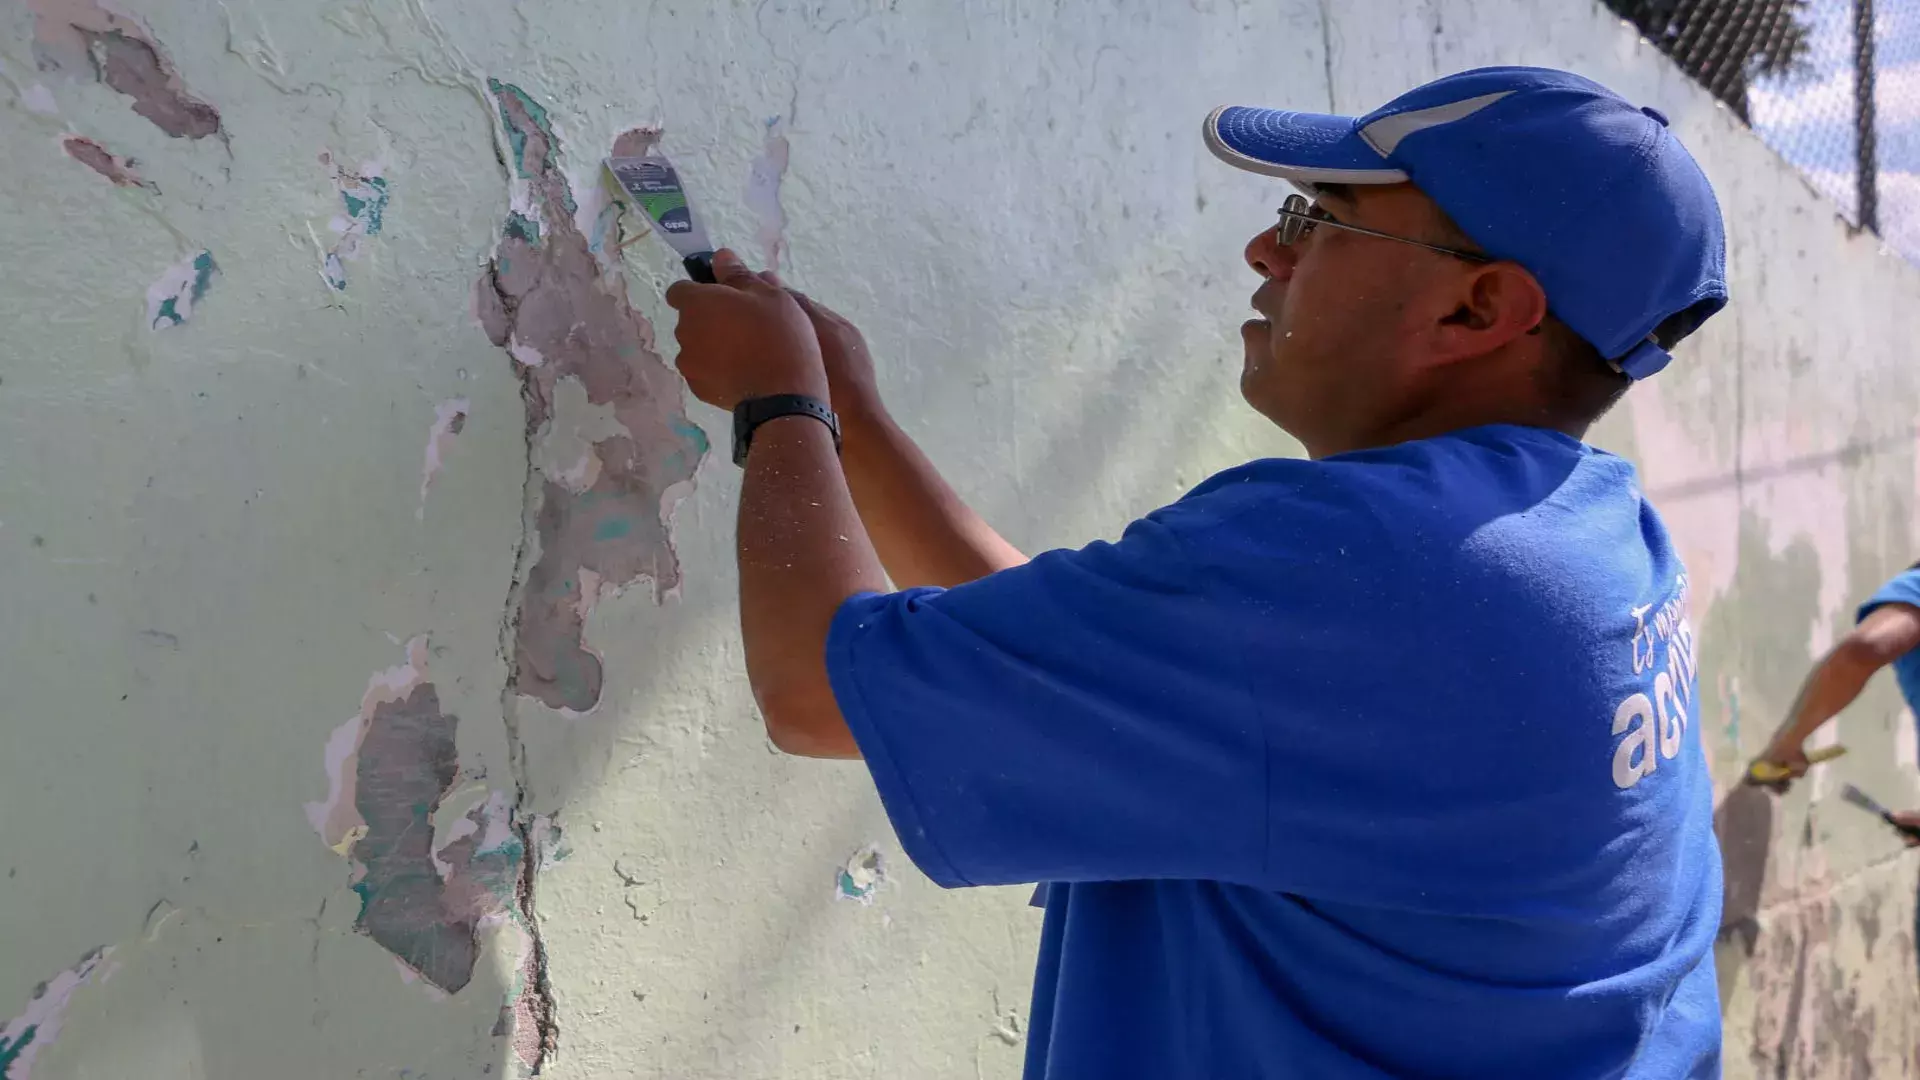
1357,91,1515,157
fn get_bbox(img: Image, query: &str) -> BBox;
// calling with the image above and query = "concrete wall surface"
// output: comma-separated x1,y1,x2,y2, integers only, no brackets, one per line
3,0,1918,1076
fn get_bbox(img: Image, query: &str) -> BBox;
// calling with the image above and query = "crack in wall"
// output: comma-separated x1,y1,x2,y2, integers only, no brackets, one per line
504,818,558,1071
471,75,708,1072
489,291,555,1072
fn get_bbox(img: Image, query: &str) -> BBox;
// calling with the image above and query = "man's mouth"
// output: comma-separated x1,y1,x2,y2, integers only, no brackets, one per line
1249,286,1281,325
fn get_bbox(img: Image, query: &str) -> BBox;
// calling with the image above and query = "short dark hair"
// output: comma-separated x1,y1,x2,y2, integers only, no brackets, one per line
1421,205,1630,424
1531,317,1629,425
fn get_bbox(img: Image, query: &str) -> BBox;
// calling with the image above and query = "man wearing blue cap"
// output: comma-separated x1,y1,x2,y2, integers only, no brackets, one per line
667,66,1727,1078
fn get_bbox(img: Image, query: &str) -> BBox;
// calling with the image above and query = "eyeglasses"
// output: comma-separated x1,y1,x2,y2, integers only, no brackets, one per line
1276,193,1493,264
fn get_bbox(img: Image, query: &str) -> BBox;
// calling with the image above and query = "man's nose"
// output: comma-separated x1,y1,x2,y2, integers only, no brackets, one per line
1245,226,1297,282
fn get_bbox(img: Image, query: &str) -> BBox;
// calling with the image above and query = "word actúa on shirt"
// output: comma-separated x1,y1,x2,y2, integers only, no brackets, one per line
1612,574,1698,790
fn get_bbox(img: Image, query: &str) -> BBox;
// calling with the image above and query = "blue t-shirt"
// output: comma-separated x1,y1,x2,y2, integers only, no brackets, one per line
1857,567,1920,718
826,424,1722,1079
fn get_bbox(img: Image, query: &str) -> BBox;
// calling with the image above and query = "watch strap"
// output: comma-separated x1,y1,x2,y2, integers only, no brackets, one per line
732,393,840,466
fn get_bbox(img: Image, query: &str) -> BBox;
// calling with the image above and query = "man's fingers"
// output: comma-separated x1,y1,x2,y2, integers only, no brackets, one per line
710,248,762,289
664,279,705,310
757,269,785,288
789,290,844,325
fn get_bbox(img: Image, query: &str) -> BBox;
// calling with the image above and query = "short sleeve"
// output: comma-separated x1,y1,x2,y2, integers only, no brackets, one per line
826,509,1266,889
1859,568,1920,623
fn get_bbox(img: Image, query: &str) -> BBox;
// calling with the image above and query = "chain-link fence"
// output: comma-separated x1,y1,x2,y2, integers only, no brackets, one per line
1605,0,1920,259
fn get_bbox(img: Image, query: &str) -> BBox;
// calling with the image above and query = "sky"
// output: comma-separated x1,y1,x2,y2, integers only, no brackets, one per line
1745,0,1920,257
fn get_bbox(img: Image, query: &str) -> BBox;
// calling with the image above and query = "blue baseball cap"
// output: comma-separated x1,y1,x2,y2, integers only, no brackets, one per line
1203,66,1727,379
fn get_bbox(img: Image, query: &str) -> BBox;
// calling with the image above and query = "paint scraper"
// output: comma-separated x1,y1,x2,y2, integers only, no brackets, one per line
1746,744,1847,785
604,151,717,283
1839,782,1920,842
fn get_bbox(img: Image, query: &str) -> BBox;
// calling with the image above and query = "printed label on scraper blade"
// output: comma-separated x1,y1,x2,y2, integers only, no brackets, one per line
607,156,710,252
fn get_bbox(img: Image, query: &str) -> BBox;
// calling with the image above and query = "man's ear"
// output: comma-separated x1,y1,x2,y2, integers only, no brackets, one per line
1432,262,1549,363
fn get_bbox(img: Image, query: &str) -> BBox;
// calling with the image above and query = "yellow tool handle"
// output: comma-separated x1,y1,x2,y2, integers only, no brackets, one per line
1747,744,1847,783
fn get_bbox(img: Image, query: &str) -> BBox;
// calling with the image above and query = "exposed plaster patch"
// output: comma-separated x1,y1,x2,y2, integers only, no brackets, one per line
320,153,390,291
0,947,113,1079
429,786,508,879
25,0,221,139
58,133,150,190
348,682,499,991
145,249,217,330
530,379,627,495
834,845,887,905
303,638,547,997
476,81,707,714
417,398,470,517
305,636,428,853
566,157,617,262
745,117,791,272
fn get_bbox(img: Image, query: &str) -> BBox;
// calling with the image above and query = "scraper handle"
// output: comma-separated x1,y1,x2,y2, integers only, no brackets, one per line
684,252,716,284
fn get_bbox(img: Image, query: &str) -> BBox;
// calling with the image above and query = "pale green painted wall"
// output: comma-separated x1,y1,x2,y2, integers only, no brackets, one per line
2,1,1917,1077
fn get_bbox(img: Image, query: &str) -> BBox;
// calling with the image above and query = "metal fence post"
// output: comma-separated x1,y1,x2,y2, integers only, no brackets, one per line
1855,0,1879,232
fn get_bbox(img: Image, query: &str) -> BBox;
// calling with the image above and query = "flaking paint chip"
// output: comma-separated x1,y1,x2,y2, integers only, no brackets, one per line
834,845,887,905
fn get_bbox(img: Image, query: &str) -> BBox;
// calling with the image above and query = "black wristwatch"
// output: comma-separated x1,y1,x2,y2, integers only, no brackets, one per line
732,394,841,466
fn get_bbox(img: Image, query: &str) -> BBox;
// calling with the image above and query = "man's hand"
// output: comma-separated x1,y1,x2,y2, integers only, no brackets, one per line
790,291,884,426
1747,736,1811,792
665,248,827,408
1890,810,1920,846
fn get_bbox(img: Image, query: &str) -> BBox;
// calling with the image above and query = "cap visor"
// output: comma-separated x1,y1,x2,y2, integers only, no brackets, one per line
1203,105,1408,186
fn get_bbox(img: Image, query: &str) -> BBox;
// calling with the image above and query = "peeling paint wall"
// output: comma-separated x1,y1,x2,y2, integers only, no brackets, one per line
3,1,1919,1077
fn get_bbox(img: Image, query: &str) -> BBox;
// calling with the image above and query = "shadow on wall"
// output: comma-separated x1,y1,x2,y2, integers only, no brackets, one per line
1714,782,1773,1005
517,271,1258,1073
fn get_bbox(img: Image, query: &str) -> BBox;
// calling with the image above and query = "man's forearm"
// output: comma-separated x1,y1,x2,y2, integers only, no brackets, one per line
1775,649,1875,747
840,408,1028,588
737,414,888,759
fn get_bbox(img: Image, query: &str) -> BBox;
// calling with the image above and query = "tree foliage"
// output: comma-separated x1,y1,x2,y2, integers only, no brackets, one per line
1604,0,1814,121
